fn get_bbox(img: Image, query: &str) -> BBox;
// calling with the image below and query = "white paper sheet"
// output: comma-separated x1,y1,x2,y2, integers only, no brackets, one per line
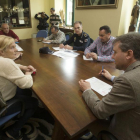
52,47,77,52
52,51,80,59
16,44,23,51
42,41,51,44
83,55,93,61
52,47,61,51
86,77,112,96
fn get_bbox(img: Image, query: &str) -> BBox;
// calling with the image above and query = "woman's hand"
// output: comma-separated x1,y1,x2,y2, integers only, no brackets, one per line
20,65,36,75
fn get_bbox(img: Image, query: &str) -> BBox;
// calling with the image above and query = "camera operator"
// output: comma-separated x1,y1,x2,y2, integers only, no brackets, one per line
35,12,49,30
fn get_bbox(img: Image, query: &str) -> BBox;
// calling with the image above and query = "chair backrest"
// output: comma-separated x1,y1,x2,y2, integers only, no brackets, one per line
65,34,70,41
98,130,118,140
0,111,20,127
65,32,73,41
0,99,24,128
36,30,48,38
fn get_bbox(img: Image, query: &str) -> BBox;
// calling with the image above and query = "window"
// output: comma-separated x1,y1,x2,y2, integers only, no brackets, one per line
0,0,31,29
66,0,74,26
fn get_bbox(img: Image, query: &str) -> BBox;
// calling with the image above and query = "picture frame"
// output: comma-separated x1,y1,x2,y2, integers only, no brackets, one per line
76,0,119,9
12,18,17,24
19,19,25,24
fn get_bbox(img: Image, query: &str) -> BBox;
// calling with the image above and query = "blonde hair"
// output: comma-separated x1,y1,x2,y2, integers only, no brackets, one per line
0,35,14,51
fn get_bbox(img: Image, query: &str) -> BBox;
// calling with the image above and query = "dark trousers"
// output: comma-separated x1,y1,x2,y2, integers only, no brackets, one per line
6,87,38,134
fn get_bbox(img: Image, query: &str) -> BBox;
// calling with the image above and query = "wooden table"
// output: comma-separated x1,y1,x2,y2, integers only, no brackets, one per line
16,38,123,140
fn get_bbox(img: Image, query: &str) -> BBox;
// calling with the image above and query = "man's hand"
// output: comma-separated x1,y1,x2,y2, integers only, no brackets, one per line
99,69,112,81
45,40,51,43
43,38,47,42
86,53,98,60
79,79,91,92
14,39,18,42
86,53,91,59
65,45,73,50
90,53,98,60
59,44,64,48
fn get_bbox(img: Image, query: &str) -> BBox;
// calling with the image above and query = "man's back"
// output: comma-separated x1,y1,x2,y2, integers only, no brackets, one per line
109,61,140,140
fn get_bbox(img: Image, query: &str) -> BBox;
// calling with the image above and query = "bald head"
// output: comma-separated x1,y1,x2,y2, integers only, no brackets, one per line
1,23,9,34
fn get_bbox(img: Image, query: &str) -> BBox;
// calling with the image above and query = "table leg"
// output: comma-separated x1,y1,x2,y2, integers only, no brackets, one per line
52,121,66,140
52,121,90,140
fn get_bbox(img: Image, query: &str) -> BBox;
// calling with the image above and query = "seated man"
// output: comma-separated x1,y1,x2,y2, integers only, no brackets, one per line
43,26,66,44
79,33,140,140
0,23,19,42
84,25,115,62
59,21,91,51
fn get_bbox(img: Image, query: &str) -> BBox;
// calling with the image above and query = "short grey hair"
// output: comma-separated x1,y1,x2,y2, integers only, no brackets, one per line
113,33,140,60
74,21,82,26
1,23,9,28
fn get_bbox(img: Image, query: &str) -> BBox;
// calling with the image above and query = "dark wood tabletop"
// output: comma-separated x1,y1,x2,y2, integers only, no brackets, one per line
15,38,123,140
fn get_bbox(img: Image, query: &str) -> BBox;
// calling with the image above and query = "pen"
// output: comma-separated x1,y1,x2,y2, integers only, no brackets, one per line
102,65,104,72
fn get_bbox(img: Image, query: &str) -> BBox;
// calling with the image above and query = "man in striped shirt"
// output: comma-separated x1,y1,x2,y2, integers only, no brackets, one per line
50,8,62,27
84,25,115,62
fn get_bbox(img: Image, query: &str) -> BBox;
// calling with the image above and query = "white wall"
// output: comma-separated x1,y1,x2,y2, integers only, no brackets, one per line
75,0,136,40
11,0,136,40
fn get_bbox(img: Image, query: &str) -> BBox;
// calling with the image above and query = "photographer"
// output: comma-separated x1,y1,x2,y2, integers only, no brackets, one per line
35,12,49,30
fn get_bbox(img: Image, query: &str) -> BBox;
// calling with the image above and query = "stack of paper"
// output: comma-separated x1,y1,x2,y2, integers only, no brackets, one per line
86,77,112,96
83,55,93,61
52,47,62,51
42,41,51,44
53,51,80,59
52,47,77,52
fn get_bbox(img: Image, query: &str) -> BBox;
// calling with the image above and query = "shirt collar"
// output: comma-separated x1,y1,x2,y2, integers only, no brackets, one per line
125,61,140,73
56,30,60,35
76,31,84,38
102,36,113,44
81,31,84,38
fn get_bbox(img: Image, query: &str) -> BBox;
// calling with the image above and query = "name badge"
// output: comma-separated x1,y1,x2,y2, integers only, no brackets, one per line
79,40,83,43
84,39,88,42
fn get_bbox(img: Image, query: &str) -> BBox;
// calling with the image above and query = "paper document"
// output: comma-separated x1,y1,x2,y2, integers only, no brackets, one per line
86,77,112,96
53,51,80,59
83,55,93,61
16,44,23,51
52,47,61,51
42,41,51,44
52,47,77,52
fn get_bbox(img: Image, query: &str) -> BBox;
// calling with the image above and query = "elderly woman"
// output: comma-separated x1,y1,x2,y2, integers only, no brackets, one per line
0,35,38,139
